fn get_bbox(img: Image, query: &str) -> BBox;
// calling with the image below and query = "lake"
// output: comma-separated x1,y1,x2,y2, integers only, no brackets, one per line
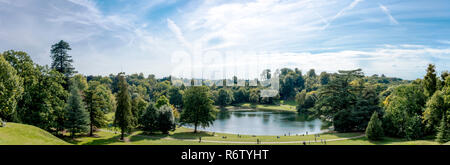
186,110,329,136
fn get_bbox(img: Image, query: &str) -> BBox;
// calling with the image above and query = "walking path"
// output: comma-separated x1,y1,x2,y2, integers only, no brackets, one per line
99,129,365,144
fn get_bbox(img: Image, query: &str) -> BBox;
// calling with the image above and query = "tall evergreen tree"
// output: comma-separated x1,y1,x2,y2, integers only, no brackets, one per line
180,86,217,133
85,82,109,136
436,115,449,143
50,40,76,78
424,64,437,97
65,84,89,138
366,112,384,140
114,73,133,140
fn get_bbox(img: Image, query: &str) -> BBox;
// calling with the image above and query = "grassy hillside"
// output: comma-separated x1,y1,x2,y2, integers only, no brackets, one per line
0,123,70,145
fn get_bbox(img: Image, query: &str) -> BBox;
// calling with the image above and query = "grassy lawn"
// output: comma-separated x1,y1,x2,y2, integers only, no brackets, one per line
225,101,297,112
64,126,443,145
64,127,362,145
0,123,70,145
320,136,440,145
1,122,444,145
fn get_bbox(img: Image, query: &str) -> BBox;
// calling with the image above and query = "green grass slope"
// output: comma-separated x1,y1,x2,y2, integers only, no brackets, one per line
0,123,70,145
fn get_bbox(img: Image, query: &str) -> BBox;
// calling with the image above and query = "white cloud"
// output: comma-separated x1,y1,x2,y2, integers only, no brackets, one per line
379,4,399,25
0,0,448,80
167,18,192,51
322,0,364,29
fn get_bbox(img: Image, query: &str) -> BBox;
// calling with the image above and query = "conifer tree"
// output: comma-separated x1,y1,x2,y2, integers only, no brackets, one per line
366,112,384,140
424,64,437,97
50,40,76,77
85,83,109,136
436,115,449,143
114,73,133,140
65,84,89,138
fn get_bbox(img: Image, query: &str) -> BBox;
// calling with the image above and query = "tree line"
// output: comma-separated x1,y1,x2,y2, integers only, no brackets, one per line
0,40,448,143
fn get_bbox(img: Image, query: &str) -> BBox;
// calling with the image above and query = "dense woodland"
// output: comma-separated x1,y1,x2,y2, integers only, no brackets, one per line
0,40,449,143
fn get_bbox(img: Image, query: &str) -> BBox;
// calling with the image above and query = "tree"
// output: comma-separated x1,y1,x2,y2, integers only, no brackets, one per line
180,86,217,133
158,105,176,134
65,84,89,138
366,112,384,140
423,91,446,133
2,50,39,123
319,72,330,85
114,73,133,140
280,73,296,99
233,87,249,103
424,64,437,97
131,94,148,127
18,66,68,132
155,95,170,109
168,87,183,108
436,115,449,143
140,103,159,133
383,84,427,139
307,69,317,78
314,70,362,121
85,81,110,136
295,90,306,106
70,74,88,92
216,88,234,106
50,40,76,78
314,69,379,132
249,88,260,103
0,55,23,121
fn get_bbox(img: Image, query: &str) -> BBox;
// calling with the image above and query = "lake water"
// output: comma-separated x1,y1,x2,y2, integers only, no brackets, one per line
186,110,328,136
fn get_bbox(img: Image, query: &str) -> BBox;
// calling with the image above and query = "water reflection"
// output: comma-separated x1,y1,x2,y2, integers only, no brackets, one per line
186,110,329,136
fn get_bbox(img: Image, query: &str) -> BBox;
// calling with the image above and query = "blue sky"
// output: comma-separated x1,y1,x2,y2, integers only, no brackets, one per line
0,0,449,80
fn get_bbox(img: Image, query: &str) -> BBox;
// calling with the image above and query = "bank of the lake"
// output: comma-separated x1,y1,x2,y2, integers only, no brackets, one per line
64,126,441,145
223,100,297,112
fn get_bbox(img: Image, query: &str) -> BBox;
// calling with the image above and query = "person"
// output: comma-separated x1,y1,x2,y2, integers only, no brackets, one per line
303,141,306,145
199,137,202,143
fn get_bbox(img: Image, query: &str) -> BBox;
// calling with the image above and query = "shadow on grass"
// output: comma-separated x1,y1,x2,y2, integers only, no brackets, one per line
171,131,214,140
128,132,170,142
83,135,122,145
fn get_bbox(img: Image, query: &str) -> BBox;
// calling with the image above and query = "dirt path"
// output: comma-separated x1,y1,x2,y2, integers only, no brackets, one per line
99,129,365,144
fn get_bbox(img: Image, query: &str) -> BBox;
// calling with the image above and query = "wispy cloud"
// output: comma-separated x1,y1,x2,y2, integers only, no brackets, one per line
379,3,399,25
0,0,449,79
167,18,192,51
322,0,363,29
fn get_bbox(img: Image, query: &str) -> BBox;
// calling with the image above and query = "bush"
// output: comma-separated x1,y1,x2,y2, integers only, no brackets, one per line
139,103,176,134
366,112,384,140
140,103,158,133
158,105,175,134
